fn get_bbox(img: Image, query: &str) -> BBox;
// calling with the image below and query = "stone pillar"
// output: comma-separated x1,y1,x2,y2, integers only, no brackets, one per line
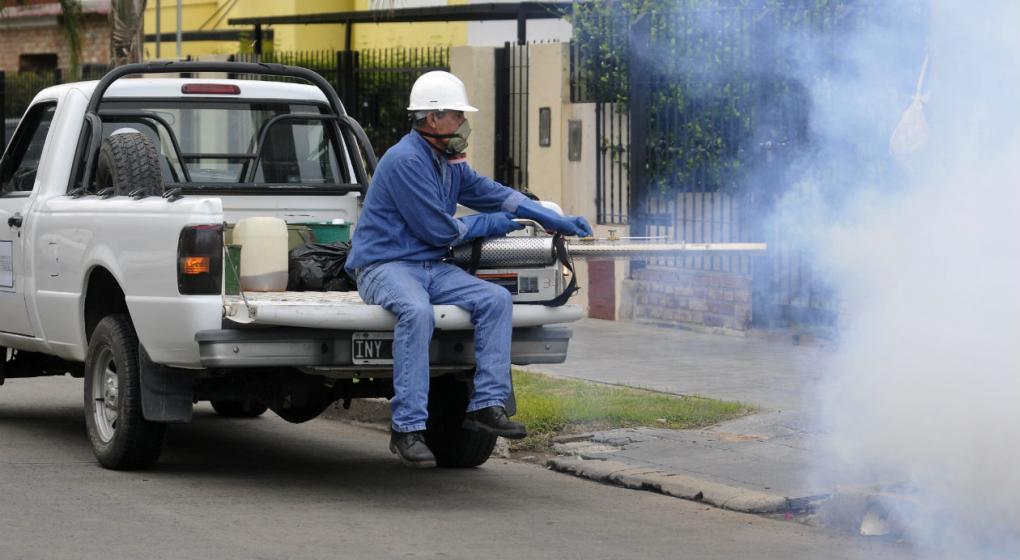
450,45,496,178
526,42,568,204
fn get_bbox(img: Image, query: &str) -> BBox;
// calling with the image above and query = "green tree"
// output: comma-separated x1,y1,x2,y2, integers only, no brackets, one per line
7,0,83,77
59,0,84,77
110,0,147,67
13,0,147,76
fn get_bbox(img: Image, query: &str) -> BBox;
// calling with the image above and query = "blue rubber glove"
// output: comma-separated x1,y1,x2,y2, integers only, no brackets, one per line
459,212,525,242
514,199,594,237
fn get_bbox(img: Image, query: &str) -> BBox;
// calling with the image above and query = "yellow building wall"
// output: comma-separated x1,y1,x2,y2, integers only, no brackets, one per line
144,0,467,59
349,0,466,50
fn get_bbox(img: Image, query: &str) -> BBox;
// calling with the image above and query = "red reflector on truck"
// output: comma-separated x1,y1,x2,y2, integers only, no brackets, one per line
181,84,241,95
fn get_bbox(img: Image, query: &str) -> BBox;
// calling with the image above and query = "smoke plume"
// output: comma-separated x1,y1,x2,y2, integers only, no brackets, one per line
793,0,1020,555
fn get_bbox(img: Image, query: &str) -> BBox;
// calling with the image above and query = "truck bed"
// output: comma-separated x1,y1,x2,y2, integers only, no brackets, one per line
222,291,583,330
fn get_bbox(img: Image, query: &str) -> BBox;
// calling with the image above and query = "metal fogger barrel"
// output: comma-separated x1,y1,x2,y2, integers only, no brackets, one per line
449,236,766,307
450,237,768,268
566,240,768,258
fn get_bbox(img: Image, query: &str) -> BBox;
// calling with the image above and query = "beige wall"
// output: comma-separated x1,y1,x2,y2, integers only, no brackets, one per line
562,102,596,220
450,45,496,178
526,42,568,204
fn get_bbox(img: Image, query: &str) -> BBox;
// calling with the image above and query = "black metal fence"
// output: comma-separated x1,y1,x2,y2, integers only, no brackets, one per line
494,42,529,190
351,48,449,156
570,2,928,327
2,65,109,151
1,48,446,159
235,47,449,155
591,102,628,225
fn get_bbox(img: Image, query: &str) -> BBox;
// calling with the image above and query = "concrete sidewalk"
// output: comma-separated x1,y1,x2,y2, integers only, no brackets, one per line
520,318,837,513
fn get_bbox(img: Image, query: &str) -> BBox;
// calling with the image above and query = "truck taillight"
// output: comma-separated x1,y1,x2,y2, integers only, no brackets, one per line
182,256,210,275
178,224,223,295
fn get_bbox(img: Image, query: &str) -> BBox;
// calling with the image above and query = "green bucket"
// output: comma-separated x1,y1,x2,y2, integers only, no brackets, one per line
224,244,242,295
302,222,351,244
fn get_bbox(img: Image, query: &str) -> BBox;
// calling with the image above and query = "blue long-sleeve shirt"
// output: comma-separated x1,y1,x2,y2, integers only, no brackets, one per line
345,130,527,272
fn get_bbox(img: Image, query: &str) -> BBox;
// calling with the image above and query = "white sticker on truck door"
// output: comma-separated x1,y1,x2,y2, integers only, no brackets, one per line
0,240,13,289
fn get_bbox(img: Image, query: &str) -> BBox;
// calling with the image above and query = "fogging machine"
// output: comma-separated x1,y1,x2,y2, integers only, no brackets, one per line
449,221,766,306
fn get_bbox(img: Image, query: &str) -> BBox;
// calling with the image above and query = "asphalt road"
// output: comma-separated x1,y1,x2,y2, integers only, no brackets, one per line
0,377,917,560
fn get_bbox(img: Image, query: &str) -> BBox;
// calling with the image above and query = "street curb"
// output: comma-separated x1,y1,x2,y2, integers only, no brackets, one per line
548,457,791,514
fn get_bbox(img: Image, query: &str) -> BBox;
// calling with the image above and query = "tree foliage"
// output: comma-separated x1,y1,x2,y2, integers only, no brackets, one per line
570,0,860,196
111,0,147,66
8,0,83,77
59,0,83,76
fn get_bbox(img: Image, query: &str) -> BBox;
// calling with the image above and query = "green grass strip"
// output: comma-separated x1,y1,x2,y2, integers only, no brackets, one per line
511,370,753,448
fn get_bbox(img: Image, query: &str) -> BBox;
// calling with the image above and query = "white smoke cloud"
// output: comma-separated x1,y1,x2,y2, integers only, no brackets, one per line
797,0,1020,555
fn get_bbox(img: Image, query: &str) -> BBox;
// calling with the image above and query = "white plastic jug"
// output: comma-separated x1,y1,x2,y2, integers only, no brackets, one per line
233,217,288,292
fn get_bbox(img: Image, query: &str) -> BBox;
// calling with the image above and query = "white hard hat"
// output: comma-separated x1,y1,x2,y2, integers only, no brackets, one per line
407,70,478,112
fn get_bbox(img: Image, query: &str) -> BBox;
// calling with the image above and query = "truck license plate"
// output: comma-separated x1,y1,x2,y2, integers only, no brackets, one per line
352,332,394,365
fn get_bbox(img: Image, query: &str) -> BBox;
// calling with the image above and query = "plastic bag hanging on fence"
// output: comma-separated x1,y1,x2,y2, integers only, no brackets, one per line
287,242,357,292
890,53,931,161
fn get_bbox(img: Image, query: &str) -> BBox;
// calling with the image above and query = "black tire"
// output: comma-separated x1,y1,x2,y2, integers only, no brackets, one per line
210,400,268,418
425,373,498,468
95,131,163,197
83,314,166,470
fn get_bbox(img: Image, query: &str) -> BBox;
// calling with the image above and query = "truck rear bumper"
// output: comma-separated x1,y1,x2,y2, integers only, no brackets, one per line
196,326,572,370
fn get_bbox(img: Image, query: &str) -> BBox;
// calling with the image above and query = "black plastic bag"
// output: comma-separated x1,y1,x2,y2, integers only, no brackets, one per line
287,241,357,292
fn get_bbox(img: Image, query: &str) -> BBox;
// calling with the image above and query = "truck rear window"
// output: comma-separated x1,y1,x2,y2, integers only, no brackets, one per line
99,100,352,187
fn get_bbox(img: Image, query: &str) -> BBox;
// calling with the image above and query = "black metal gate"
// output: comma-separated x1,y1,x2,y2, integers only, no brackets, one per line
1,66,111,152
343,47,449,158
236,48,449,156
570,4,890,328
494,42,529,190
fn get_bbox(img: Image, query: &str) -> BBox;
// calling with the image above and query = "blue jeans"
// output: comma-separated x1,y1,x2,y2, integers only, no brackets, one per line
357,260,514,433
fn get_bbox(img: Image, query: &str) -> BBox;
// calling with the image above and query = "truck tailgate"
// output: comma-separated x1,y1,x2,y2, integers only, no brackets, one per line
223,291,583,330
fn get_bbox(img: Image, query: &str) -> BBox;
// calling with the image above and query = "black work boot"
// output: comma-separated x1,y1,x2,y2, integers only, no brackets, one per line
389,430,437,468
462,406,527,439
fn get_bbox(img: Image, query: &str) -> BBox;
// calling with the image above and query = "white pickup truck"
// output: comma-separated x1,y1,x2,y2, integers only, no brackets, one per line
0,62,580,470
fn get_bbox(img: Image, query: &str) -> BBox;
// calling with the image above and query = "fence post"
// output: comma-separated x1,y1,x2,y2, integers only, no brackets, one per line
335,50,358,116
516,8,527,45
627,13,652,269
749,10,781,327
0,71,5,154
493,45,510,185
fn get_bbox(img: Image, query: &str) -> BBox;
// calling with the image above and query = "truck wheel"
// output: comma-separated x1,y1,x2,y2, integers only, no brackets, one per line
83,314,166,470
426,373,498,468
270,395,333,424
95,131,163,197
210,400,268,418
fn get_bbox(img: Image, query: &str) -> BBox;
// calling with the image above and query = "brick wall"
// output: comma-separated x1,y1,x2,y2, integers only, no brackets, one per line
0,15,110,72
625,266,753,335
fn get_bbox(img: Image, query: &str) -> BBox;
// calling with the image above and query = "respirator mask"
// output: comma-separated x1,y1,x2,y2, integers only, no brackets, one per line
418,118,471,156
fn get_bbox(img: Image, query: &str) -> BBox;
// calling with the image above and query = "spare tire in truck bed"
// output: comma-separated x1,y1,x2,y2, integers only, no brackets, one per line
95,130,163,197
